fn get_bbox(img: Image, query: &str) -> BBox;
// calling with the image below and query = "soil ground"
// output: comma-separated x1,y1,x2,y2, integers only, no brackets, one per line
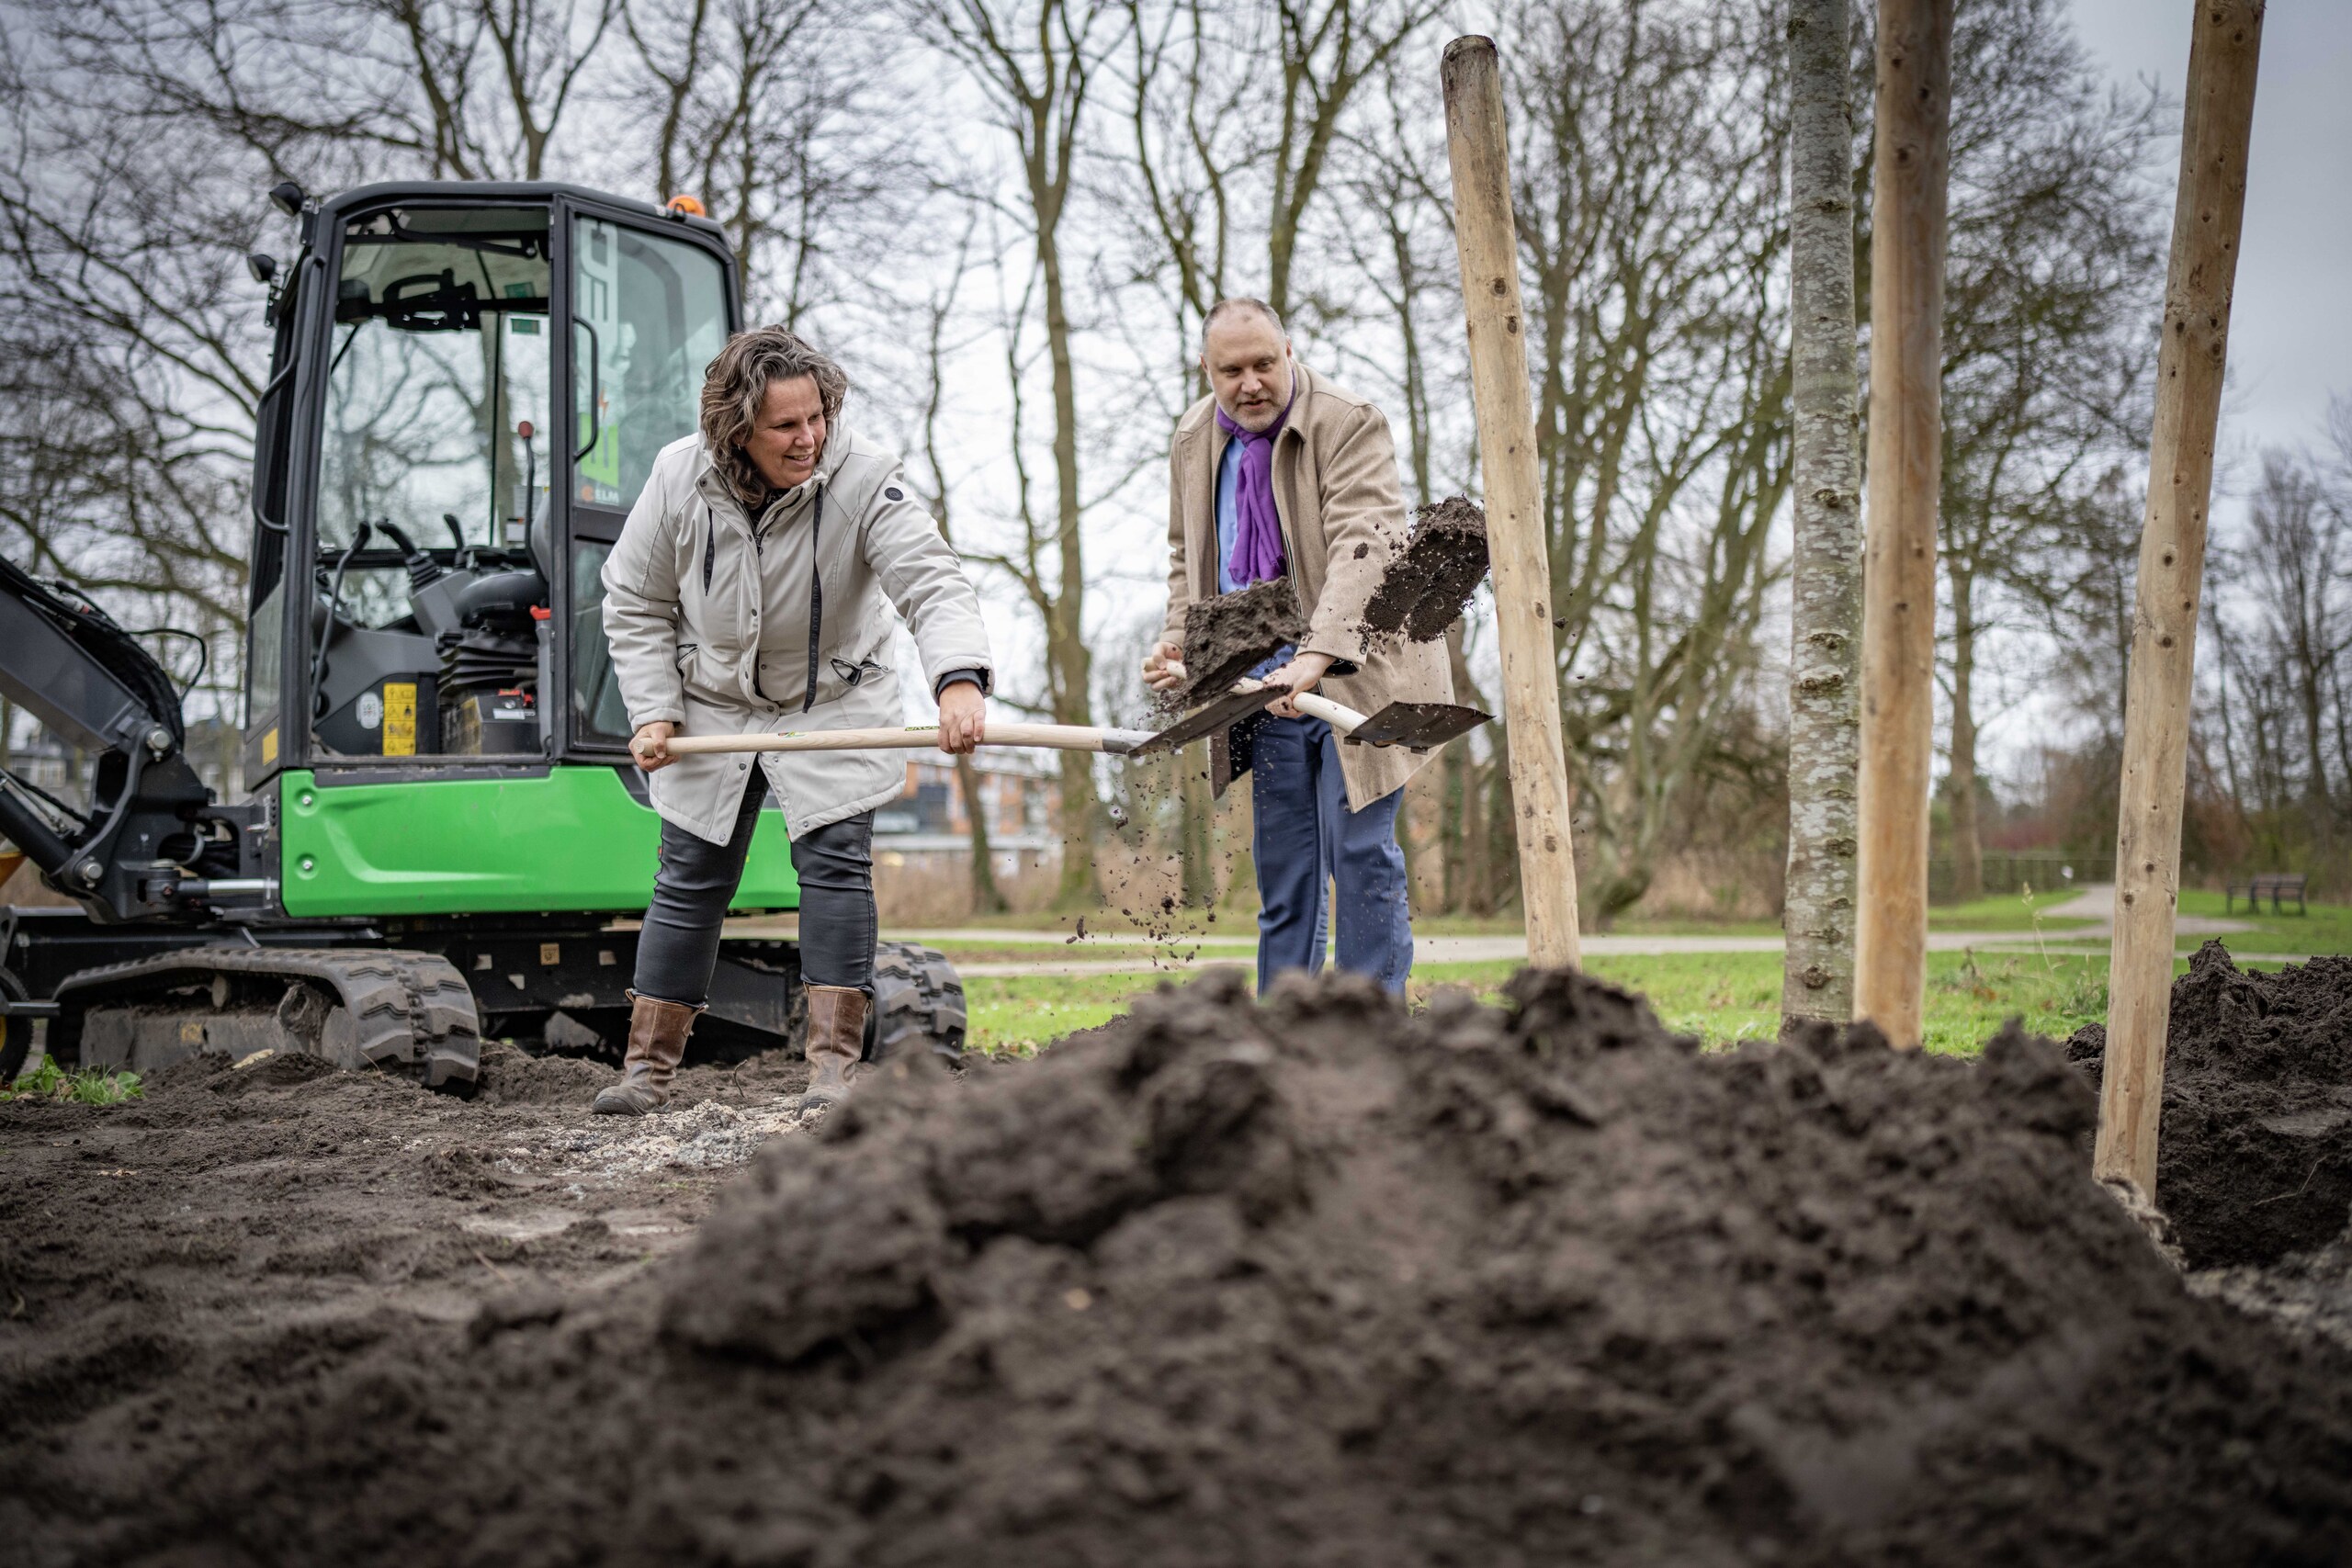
6,963,2352,1565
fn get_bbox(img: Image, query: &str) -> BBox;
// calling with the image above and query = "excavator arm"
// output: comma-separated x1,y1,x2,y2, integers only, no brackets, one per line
0,556,261,924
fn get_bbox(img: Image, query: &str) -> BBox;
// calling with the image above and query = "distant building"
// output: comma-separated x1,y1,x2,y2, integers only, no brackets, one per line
873,750,1060,874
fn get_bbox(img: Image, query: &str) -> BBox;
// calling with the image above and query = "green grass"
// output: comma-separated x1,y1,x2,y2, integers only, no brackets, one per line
967,973,1182,1055
2177,888,2352,956
1,1057,143,1105
1406,950,2114,1054
963,945,2322,1061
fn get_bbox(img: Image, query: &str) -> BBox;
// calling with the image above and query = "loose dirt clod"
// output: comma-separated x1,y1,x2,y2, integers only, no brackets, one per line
12,967,2350,1564
2069,942,2352,1269
1360,494,1490,644
1180,576,1306,699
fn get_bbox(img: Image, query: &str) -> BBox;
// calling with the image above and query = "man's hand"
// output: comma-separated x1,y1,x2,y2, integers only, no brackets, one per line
1261,652,1336,719
628,721,677,773
1142,639,1188,694
937,682,986,755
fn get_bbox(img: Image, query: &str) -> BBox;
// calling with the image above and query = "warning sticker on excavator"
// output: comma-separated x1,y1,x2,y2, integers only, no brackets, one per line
384,682,417,756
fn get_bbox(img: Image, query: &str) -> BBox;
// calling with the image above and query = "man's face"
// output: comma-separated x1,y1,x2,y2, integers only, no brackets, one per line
1200,313,1295,433
744,375,827,491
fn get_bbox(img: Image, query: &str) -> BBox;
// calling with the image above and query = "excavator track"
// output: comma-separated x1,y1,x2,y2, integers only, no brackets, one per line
51,946,481,1089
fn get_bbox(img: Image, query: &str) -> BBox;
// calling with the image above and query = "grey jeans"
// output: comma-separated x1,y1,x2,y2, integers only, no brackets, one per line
634,772,876,1004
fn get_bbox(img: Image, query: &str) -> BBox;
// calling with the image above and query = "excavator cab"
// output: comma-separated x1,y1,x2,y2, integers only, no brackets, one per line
238,183,798,919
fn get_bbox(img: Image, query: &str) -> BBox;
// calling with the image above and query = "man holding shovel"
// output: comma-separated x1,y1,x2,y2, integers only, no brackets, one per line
1143,299,1452,996
598,327,992,1117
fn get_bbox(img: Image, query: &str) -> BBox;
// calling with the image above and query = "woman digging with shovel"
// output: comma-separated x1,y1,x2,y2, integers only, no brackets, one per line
594,327,992,1118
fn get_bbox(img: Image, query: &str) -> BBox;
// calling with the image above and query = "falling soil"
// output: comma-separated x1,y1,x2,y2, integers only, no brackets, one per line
9,966,2352,1566
1359,495,1490,645
1180,576,1306,700
2068,942,2352,1269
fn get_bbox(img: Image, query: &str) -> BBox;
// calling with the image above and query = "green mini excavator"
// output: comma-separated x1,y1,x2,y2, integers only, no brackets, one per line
0,179,964,1089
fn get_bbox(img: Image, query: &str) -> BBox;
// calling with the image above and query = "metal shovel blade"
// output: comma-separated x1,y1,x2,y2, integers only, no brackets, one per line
1127,682,1272,758
1342,701,1492,750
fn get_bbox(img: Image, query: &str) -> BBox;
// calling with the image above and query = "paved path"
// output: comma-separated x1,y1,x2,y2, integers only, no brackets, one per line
903,884,2277,980
2041,883,2252,935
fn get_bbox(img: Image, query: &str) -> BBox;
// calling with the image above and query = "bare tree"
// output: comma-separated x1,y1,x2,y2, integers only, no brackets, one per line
911,0,1125,908
1925,0,2164,900
621,0,910,324
904,221,1012,914
1779,0,1861,1030
1507,0,1790,926
2224,452,2352,856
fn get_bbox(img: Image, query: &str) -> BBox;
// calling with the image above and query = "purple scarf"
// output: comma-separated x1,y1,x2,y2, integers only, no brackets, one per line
1216,387,1295,587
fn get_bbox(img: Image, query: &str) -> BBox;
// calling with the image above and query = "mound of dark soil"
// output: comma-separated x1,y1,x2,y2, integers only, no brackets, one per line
1360,494,1489,643
18,968,2351,1566
1181,576,1306,699
2068,942,2352,1269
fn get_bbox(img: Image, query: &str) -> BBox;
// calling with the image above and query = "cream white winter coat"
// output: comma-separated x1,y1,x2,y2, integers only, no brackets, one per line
601,424,992,843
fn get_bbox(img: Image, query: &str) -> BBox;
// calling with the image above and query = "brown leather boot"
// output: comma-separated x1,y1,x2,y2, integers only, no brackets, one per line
796,985,868,1112
591,991,702,1116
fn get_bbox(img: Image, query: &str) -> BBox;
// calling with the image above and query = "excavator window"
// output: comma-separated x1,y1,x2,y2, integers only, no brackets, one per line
567,217,729,748
286,203,731,766
305,207,554,761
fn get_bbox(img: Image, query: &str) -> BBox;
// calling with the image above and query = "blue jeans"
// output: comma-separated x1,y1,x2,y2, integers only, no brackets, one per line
1248,714,1412,995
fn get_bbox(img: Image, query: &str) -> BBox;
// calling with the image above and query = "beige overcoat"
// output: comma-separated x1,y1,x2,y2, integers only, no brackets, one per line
1160,365,1453,811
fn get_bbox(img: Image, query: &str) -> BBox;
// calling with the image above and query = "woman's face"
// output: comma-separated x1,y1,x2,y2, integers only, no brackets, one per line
744,375,827,491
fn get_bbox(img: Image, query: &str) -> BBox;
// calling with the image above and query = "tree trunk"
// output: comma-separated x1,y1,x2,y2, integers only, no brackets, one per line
956,754,1009,915
1852,0,1955,1049
1035,178,1098,909
1780,0,1863,1032
1947,562,1984,903
2097,0,2264,1199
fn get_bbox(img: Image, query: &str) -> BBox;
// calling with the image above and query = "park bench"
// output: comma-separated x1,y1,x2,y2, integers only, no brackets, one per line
2226,872,2309,915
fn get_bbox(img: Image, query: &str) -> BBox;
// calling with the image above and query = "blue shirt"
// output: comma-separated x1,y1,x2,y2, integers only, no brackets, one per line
1213,431,1290,677
1214,434,1246,594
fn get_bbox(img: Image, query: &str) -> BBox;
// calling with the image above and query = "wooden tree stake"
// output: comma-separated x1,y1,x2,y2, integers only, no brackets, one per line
2097,0,2266,1198
1441,35,1581,969
1853,0,1954,1048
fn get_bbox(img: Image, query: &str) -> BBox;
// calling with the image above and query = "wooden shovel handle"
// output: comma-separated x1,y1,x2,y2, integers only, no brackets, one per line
664,722,1139,756
1288,690,1369,735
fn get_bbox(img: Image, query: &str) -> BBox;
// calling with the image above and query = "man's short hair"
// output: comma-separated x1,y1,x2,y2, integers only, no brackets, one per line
701,325,849,502
1201,298,1286,355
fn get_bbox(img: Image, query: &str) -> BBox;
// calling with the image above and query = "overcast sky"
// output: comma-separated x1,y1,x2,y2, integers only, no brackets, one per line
2070,0,2352,464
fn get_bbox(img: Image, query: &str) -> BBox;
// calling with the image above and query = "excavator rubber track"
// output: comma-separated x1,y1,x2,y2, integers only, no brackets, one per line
50,946,481,1089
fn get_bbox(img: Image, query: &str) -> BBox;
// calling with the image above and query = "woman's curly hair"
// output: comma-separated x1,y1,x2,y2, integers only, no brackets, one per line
699,326,849,503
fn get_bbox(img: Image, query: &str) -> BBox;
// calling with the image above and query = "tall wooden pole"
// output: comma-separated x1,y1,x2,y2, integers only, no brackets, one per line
1440,35,1581,969
1852,0,1953,1049
2097,0,2265,1198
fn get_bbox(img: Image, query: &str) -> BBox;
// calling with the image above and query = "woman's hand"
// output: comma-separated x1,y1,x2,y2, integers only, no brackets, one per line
937,682,986,755
1142,639,1188,694
629,721,677,773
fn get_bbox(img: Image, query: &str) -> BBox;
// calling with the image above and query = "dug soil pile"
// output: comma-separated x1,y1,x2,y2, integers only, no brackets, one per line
11,967,2352,1566
2069,942,2352,1269
1360,494,1490,644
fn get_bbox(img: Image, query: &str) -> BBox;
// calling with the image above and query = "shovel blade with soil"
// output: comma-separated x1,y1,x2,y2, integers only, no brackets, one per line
1358,496,1490,644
